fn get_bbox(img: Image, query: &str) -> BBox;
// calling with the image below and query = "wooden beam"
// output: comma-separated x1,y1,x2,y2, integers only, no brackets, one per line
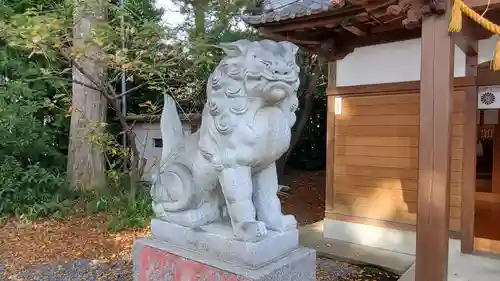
370,21,406,33
325,62,337,214
477,59,500,85
452,11,495,56
257,29,357,61
258,28,321,45
364,0,397,12
341,24,367,36
337,27,421,51
345,0,370,5
416,2,454,281
452,33,477,56
328,76,475,96
461,43,478,254
452,17,481,55
260,8,367,33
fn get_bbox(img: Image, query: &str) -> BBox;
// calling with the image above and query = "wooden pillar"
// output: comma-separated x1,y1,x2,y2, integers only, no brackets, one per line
416,3,454,281
461,42,478,253
325,62,336,214
492,120,500,193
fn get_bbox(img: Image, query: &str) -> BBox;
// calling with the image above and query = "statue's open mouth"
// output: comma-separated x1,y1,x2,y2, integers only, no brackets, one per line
263,81,293,103
244,71,298,104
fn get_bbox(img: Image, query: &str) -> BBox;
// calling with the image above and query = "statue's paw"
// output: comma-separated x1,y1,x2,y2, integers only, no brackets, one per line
154,202,220,229
234,221,268,242
266,215,297,232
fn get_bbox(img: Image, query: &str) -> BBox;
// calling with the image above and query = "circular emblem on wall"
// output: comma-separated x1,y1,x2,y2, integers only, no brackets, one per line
481,92,496,105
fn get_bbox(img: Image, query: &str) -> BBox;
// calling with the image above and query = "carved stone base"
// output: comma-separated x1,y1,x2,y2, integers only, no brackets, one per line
133,237,316,281
150,219,299,269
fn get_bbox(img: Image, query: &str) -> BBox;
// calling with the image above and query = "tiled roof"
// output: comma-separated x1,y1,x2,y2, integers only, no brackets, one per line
124,113,201,123
242,0,346,25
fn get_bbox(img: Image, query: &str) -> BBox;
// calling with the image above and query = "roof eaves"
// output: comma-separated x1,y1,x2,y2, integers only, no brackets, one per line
241,0,346,25
123,113,202,123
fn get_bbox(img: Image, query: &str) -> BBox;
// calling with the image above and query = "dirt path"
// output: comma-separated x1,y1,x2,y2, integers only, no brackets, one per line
0,214,148,277
281,169,326,225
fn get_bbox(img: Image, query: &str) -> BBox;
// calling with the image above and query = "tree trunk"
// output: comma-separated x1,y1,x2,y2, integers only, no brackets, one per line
67,0,107,189
277,59,321,184
193,0,207,37
129,149,139,204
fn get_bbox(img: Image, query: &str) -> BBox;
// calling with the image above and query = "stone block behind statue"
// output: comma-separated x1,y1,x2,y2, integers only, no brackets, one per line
133,39,315,281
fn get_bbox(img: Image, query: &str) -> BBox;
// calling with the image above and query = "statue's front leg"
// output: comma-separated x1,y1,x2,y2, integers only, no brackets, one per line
253,163,297,232
219,166,267,241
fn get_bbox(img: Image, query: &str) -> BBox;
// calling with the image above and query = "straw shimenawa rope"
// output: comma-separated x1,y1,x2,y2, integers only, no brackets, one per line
449,0,500,70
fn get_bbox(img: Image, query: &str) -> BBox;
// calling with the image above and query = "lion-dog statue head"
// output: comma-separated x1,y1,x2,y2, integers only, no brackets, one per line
197,39,300,169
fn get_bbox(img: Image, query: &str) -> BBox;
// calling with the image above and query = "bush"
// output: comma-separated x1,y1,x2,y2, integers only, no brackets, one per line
0,157,73,220
0,0,160,227
0,54,69,219
85,186,152,232
288,86,327,171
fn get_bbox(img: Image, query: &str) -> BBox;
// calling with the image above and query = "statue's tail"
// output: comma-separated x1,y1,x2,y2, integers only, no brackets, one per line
160,94,184,162
151,94,198,212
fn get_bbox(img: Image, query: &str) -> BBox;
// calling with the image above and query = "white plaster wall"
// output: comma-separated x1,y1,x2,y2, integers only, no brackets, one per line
336,36,498,87
133,122,192,181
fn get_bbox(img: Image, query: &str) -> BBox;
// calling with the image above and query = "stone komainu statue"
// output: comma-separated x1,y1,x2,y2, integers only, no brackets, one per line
151,39,300,242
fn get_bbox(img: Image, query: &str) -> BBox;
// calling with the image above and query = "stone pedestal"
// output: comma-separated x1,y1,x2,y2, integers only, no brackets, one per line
132,220,316,281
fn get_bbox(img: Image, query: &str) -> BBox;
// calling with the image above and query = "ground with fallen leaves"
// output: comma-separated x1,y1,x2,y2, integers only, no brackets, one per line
0,213,146,277
281,169,326,226
0,169,399,280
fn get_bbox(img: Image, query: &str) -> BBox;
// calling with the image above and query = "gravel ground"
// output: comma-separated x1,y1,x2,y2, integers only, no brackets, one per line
3,257,398,281
5,260,132,281
317,257,356,280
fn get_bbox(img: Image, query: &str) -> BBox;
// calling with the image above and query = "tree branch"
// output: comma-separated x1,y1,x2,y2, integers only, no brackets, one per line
25,76,102,92
112,82,145,99
73,80,101,91
59,51,104,92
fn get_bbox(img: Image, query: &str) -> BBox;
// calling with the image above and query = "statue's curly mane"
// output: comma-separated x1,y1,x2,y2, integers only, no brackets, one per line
196,40,300,167
195,58,251,167
205,63,249,135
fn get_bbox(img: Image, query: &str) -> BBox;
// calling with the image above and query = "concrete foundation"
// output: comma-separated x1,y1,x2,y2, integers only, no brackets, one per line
398,239,500,281
323,219,417,255
300,221,415,273
132,237,316,281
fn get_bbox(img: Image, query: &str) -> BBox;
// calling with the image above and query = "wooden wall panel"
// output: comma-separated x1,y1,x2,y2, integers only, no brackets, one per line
450,91,465,231
327,91,465,231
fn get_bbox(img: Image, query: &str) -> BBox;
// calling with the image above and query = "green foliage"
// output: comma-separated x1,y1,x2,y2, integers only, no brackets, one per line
161,0,258,112
288,95,327,170
119,0,164,23
2,0,192,188
85,187,152,232
0,156,71,220
287,57,328,171
0,0,327,230
0,76,69,219
0,0,72,220
0,0,167,226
